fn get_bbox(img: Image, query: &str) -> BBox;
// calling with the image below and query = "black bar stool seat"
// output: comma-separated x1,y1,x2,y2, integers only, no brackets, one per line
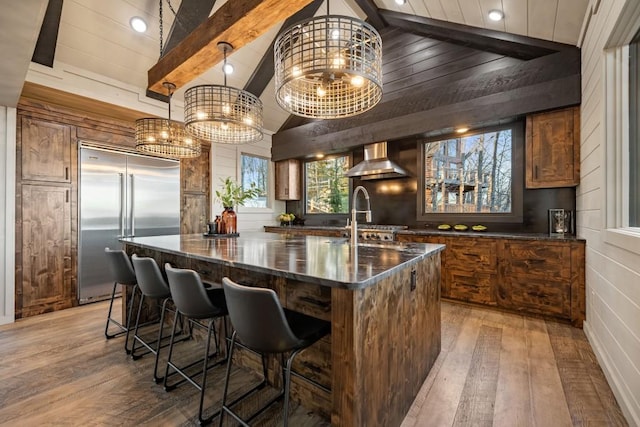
219,277,330,427
103,247,139,354
164,263,229,425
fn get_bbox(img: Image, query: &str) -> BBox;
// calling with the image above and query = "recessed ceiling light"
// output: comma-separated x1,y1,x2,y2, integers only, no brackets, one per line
130,16,147,33
488,9,504,21
395,0,407,5
456,127,469,134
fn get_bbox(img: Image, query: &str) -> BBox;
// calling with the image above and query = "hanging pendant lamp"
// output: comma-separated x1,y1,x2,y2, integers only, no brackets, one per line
184,42,264,144
274,0,383,119
135,82,202,159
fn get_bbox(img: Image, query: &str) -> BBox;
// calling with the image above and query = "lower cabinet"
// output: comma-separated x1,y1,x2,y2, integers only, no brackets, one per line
396,234,585,327
18,183,74,317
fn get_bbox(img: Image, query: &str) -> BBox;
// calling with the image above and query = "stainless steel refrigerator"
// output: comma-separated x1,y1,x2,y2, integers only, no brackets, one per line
79,145,180,303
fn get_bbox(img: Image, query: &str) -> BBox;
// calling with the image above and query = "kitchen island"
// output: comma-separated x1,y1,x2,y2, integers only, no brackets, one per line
122,232,443,426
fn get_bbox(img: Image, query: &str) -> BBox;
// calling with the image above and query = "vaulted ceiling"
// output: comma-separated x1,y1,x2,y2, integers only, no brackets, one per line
4,0,590,135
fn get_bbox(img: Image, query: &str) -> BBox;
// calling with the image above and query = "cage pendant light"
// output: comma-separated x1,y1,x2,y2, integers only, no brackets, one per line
135,83,202,159
184,42,264,144
274,0,383,119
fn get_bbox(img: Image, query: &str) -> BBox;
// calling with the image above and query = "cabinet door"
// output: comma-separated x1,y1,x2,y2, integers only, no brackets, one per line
498,241,571,318
181,194,208,234
20,184,73,316
526,107,580,188
444,238,498,305
275,159,301,200
181,150,209,194
21,117,71,183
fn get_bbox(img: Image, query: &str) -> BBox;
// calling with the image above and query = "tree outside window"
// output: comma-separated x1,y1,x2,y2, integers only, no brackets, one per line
241,154,268,208
305,156,349,214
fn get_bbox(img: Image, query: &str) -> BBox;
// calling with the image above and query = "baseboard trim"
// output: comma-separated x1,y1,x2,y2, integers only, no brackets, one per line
0,314,15,326
583,320,640,427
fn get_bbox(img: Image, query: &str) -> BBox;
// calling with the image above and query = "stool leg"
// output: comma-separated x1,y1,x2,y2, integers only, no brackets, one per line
124,285,138,354
152,298,170,383
131,292,146,359
283,349,303,427
219,331,237,427
163,309,180,391
198,318,215,425
104,281,121,339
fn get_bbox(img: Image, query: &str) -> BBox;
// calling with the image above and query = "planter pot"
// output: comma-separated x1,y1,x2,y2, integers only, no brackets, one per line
221,207,237,234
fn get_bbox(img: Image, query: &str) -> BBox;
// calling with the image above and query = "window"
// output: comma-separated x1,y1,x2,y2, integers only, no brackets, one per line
305,156,350,214
240,153,269,208
418,123,523,223
630,31,640,227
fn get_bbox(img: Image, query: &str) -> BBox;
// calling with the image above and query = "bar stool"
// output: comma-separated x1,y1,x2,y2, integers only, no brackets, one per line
104,247,139,354
219,277,330,427
130,254,184,383
164,263,229,425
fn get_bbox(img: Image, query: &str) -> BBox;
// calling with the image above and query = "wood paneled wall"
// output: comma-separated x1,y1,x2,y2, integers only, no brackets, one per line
577,0,640,425
272,27,581,160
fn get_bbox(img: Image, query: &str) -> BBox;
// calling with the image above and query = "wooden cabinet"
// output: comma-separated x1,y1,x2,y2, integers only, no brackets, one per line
181,150,209,194
18,184,74,317
180,146,210,234
526,106,580,188
275,159,301,200
264,226,346,238
21,117,71,183
498,240,571,318
397,233,585,326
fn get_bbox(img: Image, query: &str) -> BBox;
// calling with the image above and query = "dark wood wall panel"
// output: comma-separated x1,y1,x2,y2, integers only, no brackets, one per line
272,27,580,161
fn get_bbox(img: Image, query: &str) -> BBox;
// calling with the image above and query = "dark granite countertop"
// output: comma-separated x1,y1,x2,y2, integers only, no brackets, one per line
121,232,444,290
264,225,585,242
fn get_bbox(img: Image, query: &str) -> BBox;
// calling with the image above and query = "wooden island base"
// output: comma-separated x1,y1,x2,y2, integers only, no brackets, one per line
123,233,442,426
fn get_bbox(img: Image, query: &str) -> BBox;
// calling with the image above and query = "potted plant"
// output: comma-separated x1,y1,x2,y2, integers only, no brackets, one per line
277,212,295,226
214,177,261,234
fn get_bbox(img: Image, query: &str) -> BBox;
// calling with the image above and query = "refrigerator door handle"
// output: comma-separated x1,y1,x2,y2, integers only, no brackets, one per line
119,173,125,237
129,174,135,237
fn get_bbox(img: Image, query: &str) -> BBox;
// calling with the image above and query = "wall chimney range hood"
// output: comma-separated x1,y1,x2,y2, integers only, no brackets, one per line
345,142,408,180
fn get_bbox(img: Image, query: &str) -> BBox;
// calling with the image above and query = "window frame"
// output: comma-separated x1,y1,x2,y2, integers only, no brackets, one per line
303,154,352,217
236,149,274,213
417,122,524,224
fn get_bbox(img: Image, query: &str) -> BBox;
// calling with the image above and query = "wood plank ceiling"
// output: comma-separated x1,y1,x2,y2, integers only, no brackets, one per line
14,0,589,134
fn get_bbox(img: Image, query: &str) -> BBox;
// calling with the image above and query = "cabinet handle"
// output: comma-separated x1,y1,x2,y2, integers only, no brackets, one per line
65,167,69,180
534,165,538,179
66,190,69,202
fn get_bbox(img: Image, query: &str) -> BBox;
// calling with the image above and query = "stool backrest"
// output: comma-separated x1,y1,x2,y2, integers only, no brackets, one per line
104,248,136,286
131,255,170,299
165,263,223,319
222,277,302,354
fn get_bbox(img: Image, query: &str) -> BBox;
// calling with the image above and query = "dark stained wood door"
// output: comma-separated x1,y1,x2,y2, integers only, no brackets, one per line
526,106,580,188
20,184,73,317
180,193,208,234
21,117,71,183
181,150,209,194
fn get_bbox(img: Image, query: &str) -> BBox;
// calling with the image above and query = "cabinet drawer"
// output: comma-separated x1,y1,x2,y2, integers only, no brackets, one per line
501,241,570,280
445,270,496,305
285,281,331,322
498,277,570,317
445,238,496,273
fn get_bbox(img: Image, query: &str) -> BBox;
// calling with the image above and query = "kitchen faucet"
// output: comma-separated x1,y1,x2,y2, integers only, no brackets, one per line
350,185,372,246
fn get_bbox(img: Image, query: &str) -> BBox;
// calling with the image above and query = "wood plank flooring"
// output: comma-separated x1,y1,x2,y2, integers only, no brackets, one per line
0,300,628,426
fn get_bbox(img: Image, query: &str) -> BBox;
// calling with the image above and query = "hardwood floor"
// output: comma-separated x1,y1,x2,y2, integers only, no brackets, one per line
0,300,628,426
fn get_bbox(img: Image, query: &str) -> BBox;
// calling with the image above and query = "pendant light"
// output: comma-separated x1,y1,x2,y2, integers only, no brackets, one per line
135,82,201,159
274,0,383,119
184,42,264,144
135,1,201,159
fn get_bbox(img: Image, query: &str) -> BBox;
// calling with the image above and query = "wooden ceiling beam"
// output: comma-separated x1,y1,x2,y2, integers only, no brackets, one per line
32,0,63,67
353,0,386,31
147,0,313,94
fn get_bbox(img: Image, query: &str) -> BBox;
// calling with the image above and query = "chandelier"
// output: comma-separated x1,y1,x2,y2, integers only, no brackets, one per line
184,42,264,144
135,82,202,159
274,1,383,119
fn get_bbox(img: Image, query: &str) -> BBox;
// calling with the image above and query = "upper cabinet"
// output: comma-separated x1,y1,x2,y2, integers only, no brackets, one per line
181,150,210,194
21,117,71,183
275,159,301,200
525,106,580,188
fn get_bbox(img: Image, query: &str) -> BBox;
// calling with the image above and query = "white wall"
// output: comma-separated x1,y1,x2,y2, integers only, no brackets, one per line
0,106,16,325
578,0,640,425
210,134,285,231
